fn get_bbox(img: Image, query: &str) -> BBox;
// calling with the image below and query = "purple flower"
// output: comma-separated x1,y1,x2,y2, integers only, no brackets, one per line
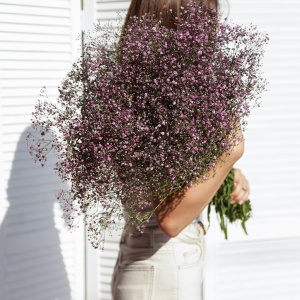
26,1,269,249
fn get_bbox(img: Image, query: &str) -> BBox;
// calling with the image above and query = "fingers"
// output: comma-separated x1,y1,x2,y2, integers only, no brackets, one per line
231,168,250,205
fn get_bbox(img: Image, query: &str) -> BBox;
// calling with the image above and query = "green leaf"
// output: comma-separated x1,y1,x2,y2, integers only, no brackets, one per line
210,168,252,239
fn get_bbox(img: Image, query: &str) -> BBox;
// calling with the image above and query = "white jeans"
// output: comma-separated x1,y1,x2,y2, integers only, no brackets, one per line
111,220,205,300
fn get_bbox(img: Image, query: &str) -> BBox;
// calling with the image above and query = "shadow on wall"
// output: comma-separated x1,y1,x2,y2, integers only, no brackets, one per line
0,127,72,300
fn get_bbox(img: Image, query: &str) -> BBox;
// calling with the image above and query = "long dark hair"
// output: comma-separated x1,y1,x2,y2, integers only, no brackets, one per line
123,0,219,31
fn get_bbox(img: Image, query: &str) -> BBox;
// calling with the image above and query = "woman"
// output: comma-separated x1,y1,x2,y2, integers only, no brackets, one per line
111,1,250,299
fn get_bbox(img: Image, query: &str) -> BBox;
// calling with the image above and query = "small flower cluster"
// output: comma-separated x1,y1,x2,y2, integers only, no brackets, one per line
27,2,269,249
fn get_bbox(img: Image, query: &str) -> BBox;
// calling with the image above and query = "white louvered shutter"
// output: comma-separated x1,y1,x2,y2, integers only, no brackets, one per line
0,1,84,300
83,2,131,300
203,1,300,300
86,1,300,300
95,1,130,23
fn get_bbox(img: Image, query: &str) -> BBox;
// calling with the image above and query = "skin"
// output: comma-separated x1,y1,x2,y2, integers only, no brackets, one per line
152,126,250,237
231,168,250,205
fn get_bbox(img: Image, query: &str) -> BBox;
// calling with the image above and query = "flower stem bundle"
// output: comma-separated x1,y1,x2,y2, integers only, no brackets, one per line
208,168,252,239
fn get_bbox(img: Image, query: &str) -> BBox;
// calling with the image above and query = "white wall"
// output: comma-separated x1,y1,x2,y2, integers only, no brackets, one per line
0,1,84,299
203,1,300,299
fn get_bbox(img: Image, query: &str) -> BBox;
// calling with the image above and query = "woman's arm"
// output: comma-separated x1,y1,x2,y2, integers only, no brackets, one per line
151,131,245,237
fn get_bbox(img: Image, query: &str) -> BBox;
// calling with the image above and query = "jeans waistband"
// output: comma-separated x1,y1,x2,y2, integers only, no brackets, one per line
121,220,206,249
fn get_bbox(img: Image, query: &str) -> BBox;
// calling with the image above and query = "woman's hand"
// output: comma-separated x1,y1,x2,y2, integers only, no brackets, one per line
231,168,250,204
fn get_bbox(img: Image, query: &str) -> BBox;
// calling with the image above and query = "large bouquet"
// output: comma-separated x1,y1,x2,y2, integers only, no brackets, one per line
27,2,269,249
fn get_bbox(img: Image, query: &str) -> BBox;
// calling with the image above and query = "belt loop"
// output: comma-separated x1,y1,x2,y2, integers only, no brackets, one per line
150,229,155,248
198,220,207,235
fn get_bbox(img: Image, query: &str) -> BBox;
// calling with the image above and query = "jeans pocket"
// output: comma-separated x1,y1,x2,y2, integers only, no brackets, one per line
182,247,202,267
179,245,202,269
171,243,204,299
173,243,203,269
178,259,203,300
112,264,154,300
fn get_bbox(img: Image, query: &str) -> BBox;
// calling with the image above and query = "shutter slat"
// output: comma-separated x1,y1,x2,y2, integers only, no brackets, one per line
1,32,71,43
0,23,71,34
0,0,69,8
0,14,71,26
0,41,71,52
0,4,70,17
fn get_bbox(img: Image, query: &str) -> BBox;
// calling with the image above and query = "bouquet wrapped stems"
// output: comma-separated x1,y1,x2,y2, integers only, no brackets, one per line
208,168,252,239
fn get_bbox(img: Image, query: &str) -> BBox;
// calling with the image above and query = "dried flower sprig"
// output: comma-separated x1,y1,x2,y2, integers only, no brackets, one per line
26,2,268,249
